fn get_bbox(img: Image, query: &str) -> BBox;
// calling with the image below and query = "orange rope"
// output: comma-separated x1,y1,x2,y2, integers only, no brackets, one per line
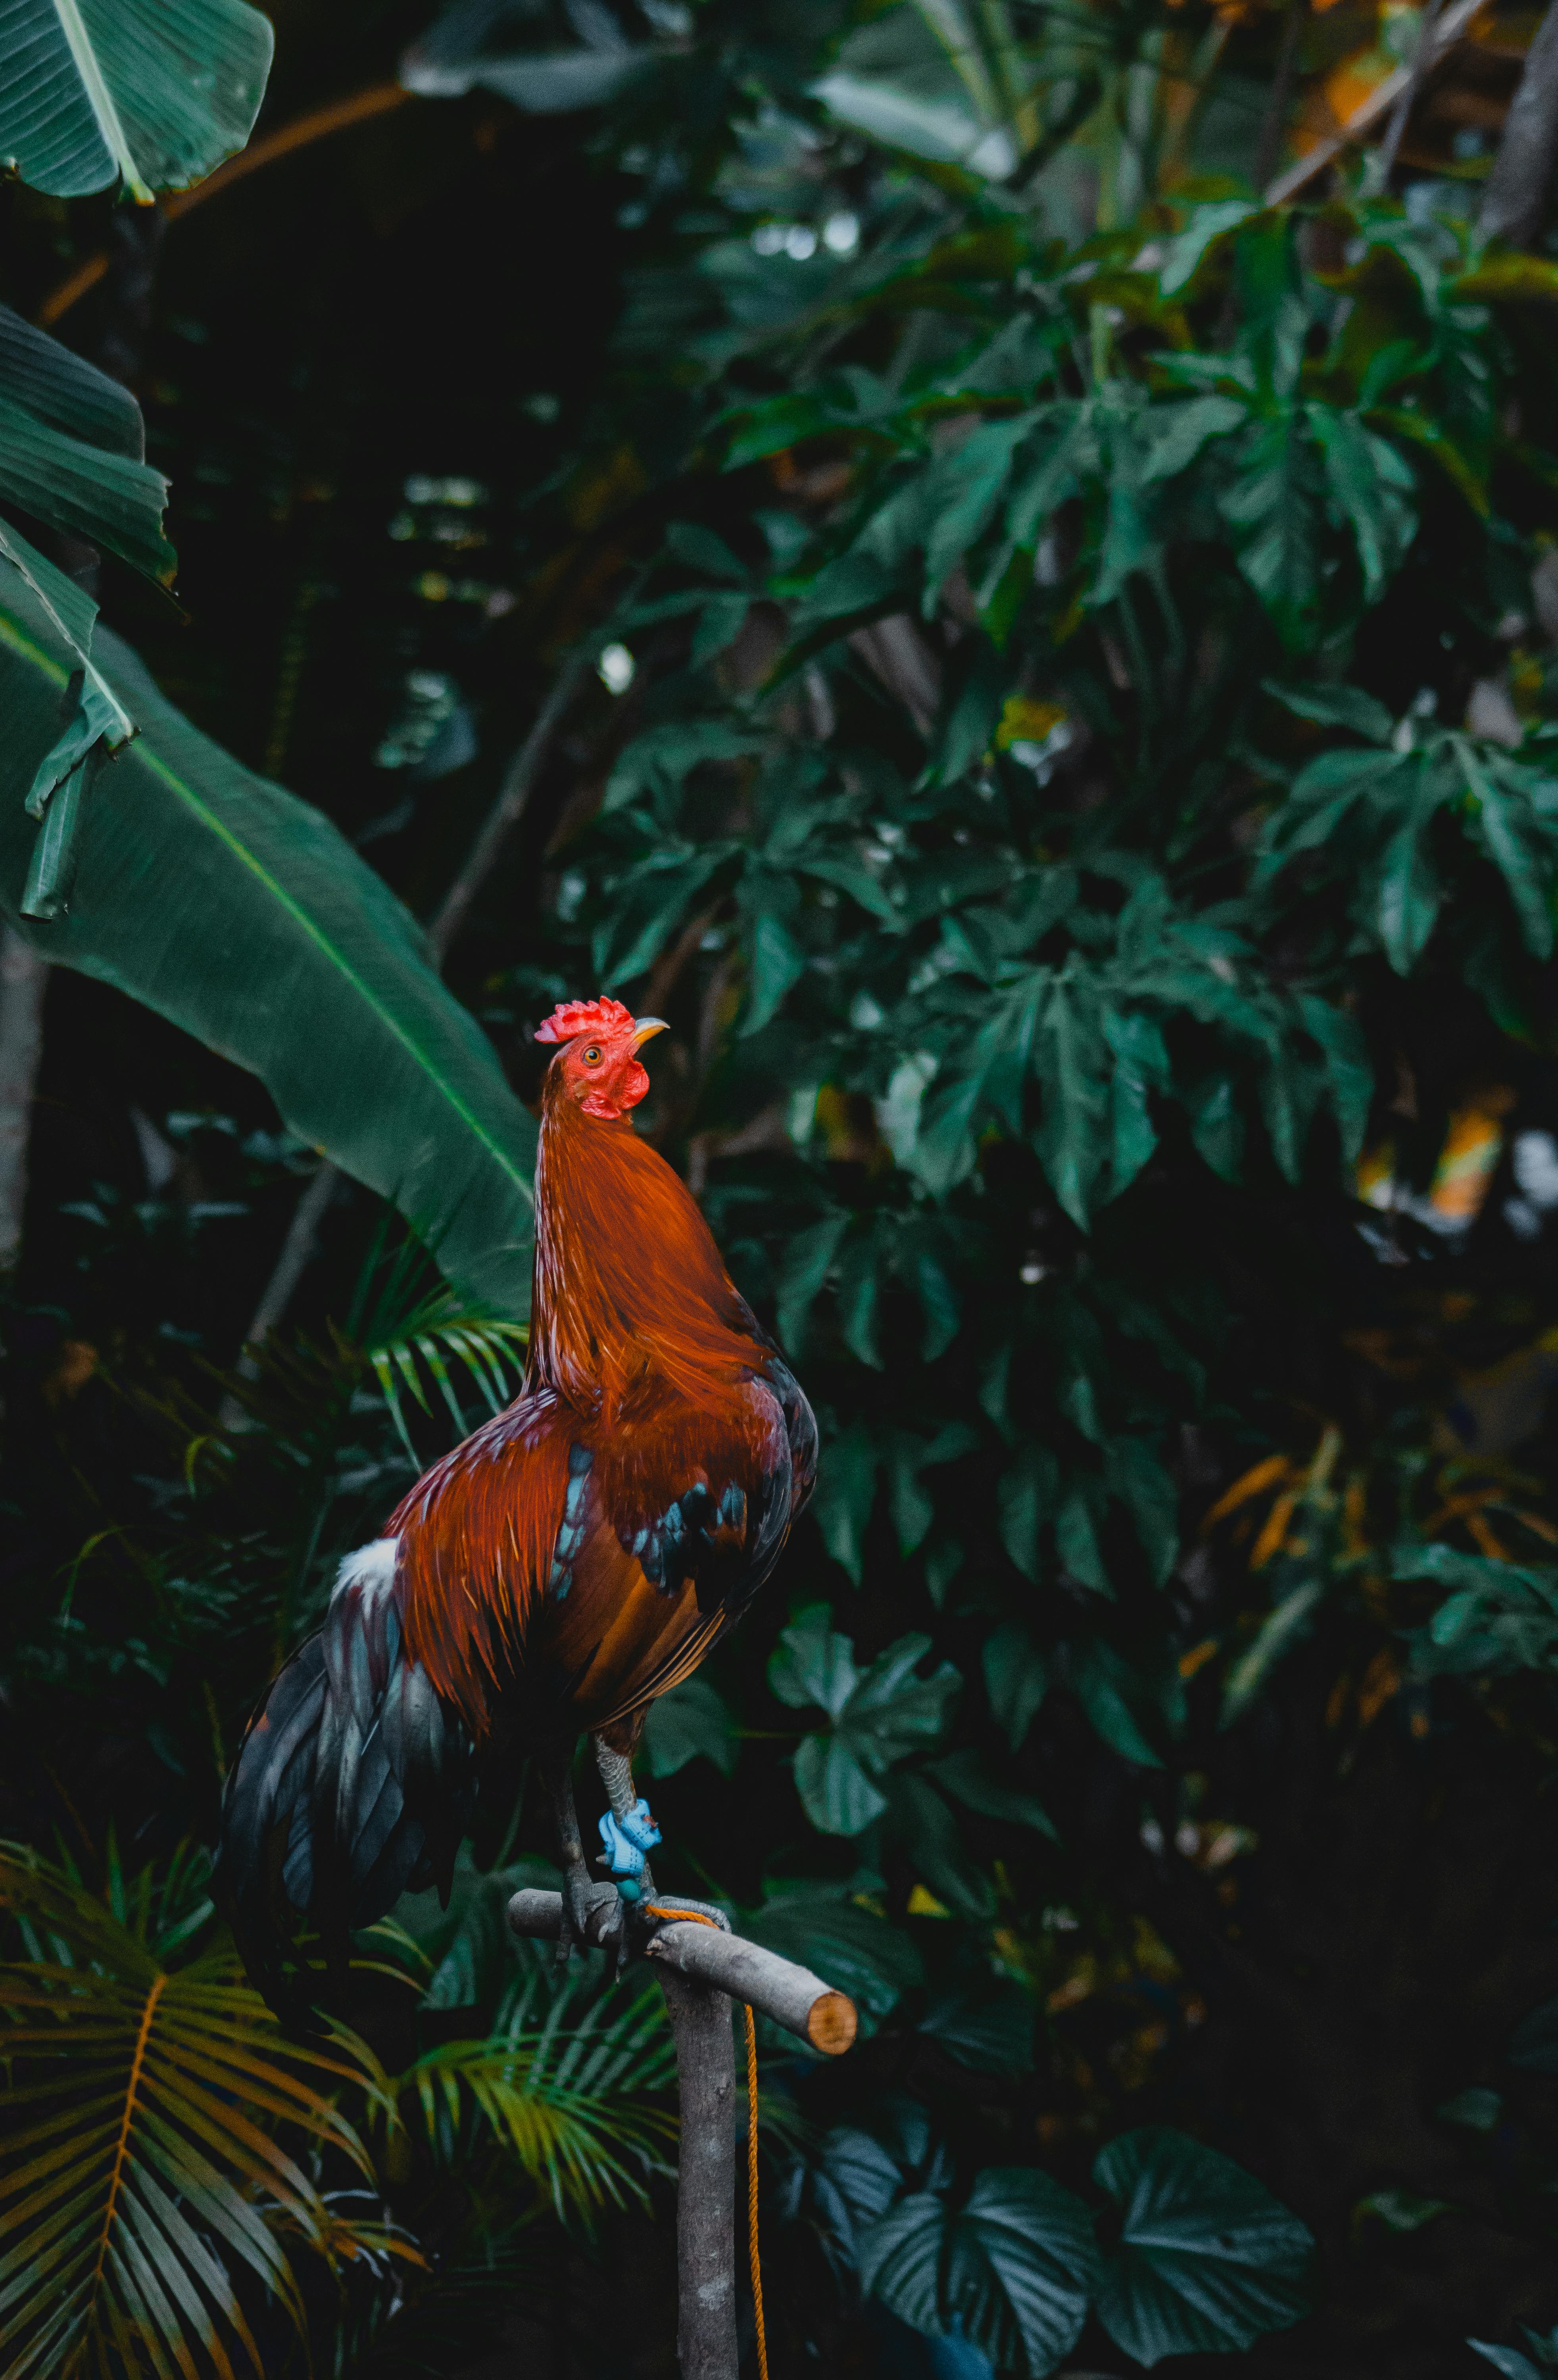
647,1906,768,2380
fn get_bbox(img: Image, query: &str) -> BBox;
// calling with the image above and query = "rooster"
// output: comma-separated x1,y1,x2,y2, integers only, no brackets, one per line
218,997,816,2009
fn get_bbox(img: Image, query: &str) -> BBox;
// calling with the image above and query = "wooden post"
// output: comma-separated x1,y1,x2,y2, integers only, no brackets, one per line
509,1889,858,2378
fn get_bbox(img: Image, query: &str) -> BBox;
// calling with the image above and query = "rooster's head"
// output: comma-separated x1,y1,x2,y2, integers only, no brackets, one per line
536,996,667,1120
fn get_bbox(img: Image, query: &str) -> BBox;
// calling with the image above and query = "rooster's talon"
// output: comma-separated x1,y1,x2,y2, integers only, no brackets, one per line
558,1864,624,1965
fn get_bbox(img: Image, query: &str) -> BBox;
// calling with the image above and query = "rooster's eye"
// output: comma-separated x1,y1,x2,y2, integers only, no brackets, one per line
582,1046,602,1065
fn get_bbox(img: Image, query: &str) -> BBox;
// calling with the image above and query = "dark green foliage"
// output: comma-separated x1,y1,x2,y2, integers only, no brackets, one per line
7,0,1558,2371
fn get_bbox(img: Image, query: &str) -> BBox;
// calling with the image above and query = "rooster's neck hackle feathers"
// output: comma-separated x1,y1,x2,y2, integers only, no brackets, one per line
529,1077,768,1422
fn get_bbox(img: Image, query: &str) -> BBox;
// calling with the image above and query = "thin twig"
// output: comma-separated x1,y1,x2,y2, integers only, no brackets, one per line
1374,0,1449,186
1264,0,1491,203
1253,0,1306,194
37,86,413,328
231,633,604,1372
426,637,599,965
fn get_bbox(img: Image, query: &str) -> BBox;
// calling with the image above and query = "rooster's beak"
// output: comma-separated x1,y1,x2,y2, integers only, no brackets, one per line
631,1016,669,1048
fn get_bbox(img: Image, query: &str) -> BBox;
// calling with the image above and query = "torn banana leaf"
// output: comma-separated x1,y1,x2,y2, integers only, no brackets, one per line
0,306,175,585
0,574,537,1319
0,519,136,919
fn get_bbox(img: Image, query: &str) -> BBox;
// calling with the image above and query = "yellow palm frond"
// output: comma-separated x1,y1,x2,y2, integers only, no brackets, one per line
0,1845,408,2380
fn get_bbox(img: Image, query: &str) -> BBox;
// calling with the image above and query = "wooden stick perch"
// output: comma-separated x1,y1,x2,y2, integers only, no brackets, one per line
509,1888,858,2378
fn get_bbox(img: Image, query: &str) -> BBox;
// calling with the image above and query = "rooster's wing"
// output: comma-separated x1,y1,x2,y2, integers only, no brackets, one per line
392,1368,807,1741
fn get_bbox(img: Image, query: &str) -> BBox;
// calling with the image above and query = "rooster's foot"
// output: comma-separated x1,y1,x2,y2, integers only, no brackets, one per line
558,1859,625,1968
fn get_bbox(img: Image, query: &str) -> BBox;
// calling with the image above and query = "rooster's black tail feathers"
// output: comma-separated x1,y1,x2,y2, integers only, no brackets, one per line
216,1538,475,2023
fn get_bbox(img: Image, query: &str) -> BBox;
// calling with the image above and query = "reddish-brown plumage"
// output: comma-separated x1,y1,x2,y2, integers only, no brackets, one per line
218,997,815,2016
390,1004,810,1744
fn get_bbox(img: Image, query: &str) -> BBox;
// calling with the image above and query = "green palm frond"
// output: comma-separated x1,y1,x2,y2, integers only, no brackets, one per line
0,1844,411,2380
350,1229,527,1460
395,1972,676,2222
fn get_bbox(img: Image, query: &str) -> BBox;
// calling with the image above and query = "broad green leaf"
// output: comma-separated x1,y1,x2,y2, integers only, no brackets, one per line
0,305,173,584
810,73,992,171
0,0,273,201
930,1747,1059,1843
837,1233,884,1368
1468,2348,1545,2380
775,1608,961,1835
1007,402,1094,546
884,1433,934,1556
1069,1639,1160,1765
1092,2127,1313,2365
643,1677,736,1778
886,1772,994,1920
808,1420,881,1584
1296,993,1373,1162
998,1443,1059,1583
845,1634,962,1763
1458,742,1556,959
664,521,750,585
1219,417,1320,651
795,1730,891,1834
1140,395,1245,484
858,2167,1097,2377
0,596,537,1316
1186,1075,1245,1182
982,1623,1050,1752
769,1604,860,1719
1102,1007,1168,1196
813,2125,916,2237
920,1984,1036,2074
1032,975,1109,1227
1309,405,1416,603
1056,1486,1111,1597
914,1245,962,1361
922,413,1039,612
1158,202,1262,297
1262,678,1393,743
1108,1440,1180,1585
776,1212,849,1354
1374,813,1443,975
743,903,808,1034
0,518,133,845
596,848,728,985
402,7,655,113
603,720,765,814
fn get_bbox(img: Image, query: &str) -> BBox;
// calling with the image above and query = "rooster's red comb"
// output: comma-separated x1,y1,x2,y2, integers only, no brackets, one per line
534,996,635,1045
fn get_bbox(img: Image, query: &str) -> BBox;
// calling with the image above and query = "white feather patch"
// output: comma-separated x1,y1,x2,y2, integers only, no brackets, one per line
331,1537,400,1605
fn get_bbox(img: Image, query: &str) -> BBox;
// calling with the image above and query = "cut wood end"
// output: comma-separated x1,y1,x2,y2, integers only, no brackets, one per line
807,1990,857,2056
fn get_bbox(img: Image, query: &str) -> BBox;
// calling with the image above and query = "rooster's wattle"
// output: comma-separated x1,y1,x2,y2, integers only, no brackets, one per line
217,996,816,2008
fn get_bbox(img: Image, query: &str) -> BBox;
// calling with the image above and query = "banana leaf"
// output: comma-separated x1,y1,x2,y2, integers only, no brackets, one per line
0,574,536,1317
0,0,273,200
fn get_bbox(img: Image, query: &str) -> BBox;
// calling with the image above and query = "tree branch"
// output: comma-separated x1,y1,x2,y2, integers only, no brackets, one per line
37,86,413,329
0,929,49,1271
510,1889,856,2380
1480,0,1558,243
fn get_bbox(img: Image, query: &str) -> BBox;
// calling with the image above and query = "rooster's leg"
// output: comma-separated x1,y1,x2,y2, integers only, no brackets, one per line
541,1743,624,1967
593,1734,662,1907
